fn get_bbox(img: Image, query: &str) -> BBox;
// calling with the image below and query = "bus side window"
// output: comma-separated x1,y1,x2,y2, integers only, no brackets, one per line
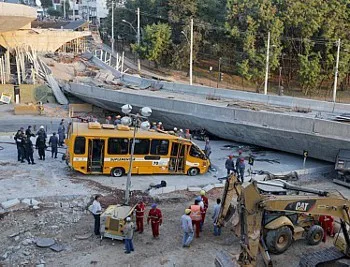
108,138,129,154
132,139,150,155
74,136,86,154
151,140,169,155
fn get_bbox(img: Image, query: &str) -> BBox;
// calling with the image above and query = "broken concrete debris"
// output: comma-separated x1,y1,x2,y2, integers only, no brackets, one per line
35,238,55,248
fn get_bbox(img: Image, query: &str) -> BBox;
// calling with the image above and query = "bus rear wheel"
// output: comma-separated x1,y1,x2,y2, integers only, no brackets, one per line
111,167,124,177
188,167,199,176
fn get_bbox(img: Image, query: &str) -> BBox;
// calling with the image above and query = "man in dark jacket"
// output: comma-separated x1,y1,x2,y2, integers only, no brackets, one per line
36,136,46,160
25,137,35,165
225,155,235,175
49,132,59,158
14,128,25,162
25,126,35,139
36,126,47,140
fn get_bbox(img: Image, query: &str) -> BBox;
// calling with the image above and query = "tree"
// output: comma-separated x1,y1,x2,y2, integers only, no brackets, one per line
132,23,172,66
40,0,53,9
226,0,283,91
298,52,322,95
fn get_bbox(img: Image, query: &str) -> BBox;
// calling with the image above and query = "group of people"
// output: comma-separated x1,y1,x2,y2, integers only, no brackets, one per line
91,190,222,253
105,115,122,126
14,119,67,163
225,150,246,182
90,197,163,254
181,190,221,247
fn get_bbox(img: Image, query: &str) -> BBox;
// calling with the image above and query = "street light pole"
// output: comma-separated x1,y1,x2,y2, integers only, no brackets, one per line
111,1,115,54
333,39,341,104
264,31,270,95
121,105,152,205
189,18,193,85
137,7,141,73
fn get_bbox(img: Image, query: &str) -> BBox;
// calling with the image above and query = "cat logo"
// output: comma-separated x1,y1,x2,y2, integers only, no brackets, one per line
295,202,309,211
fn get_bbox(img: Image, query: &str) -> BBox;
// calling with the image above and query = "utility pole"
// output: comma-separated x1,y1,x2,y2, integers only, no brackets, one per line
216,57,222,88
333,39,341,103
111,1,115,55
264,32,270,95
63,0,66,19
189,18,193,85
72,0,75,20
137,7,141,73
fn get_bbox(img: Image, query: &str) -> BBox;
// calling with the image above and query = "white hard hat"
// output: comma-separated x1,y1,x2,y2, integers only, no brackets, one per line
158,122,162,125
174,127,178,131
40,125,44,129
126,217,131,222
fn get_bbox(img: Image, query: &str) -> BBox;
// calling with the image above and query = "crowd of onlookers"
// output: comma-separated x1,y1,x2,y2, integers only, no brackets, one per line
14,119,67,164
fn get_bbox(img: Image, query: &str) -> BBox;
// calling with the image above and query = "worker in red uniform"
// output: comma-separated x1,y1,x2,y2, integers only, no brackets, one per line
319,215,335,242
147,203,162,239
135,200,145,234
200,190,209,231
189,199,203,238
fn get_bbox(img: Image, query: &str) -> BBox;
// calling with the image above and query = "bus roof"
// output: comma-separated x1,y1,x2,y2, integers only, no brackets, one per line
71,122,191,142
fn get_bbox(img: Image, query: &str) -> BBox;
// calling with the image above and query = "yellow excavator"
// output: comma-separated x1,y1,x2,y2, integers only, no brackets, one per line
215,174,350,267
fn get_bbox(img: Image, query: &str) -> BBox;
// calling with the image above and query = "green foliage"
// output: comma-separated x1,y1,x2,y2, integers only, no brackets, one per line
40,0,53,9
298,52,322,95
47,7,62,17
133,23,172,66
226,0,283,88
102,0,350,94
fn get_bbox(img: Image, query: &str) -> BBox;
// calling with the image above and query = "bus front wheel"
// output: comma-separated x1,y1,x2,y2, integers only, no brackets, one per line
188,167,199,176
111,167,124,177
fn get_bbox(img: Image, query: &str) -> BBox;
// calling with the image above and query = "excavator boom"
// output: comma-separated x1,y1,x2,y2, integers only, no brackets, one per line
215,174,350,267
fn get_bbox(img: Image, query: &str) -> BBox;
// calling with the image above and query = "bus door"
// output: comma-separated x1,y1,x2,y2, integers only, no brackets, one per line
169,142,186,173
88,139,105,173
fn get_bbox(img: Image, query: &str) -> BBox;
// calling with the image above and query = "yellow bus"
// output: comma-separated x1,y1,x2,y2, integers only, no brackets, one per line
66,122,210,177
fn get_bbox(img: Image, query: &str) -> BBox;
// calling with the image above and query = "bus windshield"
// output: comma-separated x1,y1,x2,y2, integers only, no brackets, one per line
189,145,206,160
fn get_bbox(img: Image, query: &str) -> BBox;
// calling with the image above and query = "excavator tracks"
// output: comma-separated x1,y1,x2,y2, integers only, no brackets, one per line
299,247,345,267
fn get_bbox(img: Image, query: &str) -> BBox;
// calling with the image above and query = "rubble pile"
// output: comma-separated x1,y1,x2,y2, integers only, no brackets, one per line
0,196,91,266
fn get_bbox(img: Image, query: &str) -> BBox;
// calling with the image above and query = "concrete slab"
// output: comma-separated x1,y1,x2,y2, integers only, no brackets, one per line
188,187,202,192
21,198,41,206
1,198,20,209
214,183,225,188
161,186,176,194
202,184,214,193
175,185,188,191
35,238,55,248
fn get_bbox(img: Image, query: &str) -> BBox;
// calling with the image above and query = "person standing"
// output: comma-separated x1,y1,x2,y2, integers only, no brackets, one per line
122,217,135,254
237,158,246,183
225,155,235,175
25,137,35,165
105,116,112,124
14,128,25,162
185,129,192,140
49,132,59,158
204,139,211,159
36,125,47,140
114,115,121,125
135,200,145,234
90,195,102,236
25,126,35,139
189,199,203,238
181,209,194,248
36,136,46,160
200,190,209,231
147,203,162,239
57,120,66,147
212,198,222,236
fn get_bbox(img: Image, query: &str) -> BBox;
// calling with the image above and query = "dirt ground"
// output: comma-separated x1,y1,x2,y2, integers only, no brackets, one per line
1,183,348,267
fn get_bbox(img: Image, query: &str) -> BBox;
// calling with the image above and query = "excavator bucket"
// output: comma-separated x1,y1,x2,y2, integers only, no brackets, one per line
215,251,240,267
